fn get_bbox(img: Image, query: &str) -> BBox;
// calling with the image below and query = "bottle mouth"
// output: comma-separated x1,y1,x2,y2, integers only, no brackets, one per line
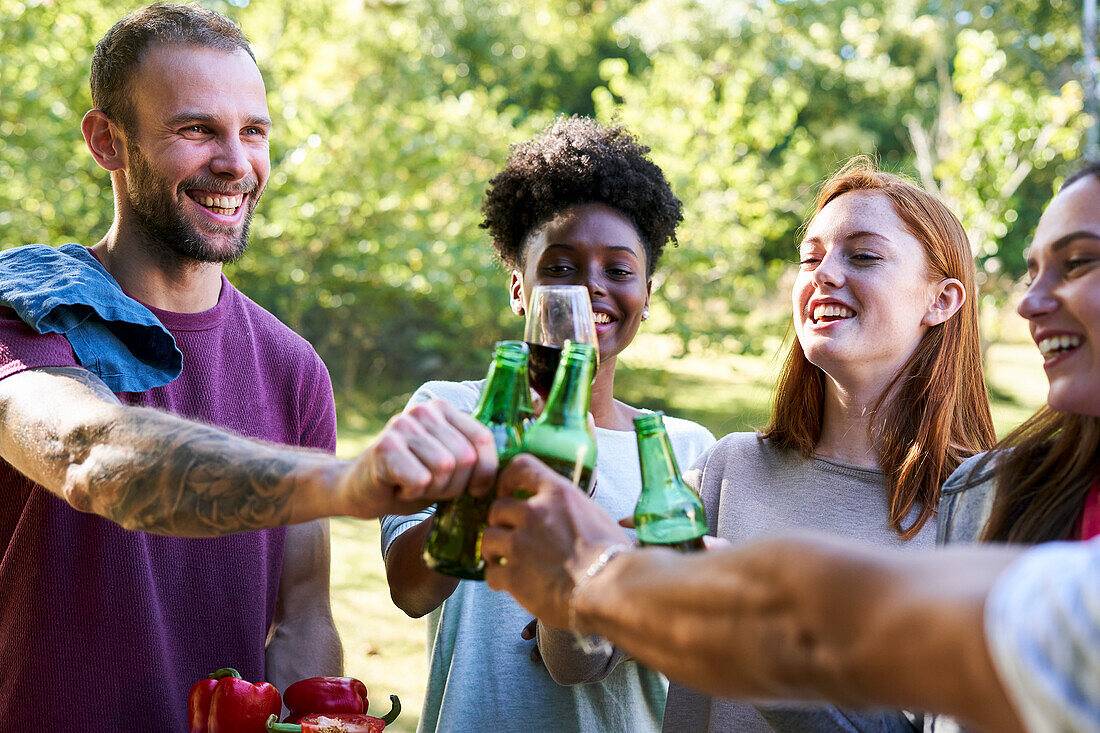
633,411,666,433
561,340,597,361
494,340,530,366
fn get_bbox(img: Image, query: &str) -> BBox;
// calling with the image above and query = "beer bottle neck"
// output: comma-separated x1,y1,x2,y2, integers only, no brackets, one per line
473,356,527,426
542,354,594,428
636,423,682,490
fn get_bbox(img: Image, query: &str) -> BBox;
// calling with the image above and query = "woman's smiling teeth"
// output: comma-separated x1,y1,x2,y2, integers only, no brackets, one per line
593,312,612,325
188,192,243,215
1038,334,1082,359
811,303,856,323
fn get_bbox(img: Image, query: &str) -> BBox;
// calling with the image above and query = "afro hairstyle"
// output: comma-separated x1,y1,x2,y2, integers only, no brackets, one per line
480,115,682,277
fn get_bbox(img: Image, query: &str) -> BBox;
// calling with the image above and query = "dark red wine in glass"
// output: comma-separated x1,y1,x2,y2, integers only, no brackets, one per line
523,285,598,402
525,342,563,400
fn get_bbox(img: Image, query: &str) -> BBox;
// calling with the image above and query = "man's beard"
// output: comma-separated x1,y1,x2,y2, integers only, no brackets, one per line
126,142,261,264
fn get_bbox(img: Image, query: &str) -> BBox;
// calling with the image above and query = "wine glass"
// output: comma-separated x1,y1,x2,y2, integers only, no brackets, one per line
523,285,599,400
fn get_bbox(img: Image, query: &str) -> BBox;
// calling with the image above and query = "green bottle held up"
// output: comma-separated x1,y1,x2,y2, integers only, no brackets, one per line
520,340,597,495
423,340,531,580
632,411,708,551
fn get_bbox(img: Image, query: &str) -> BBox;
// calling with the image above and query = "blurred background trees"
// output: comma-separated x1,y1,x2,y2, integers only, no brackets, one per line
1,0,1089,423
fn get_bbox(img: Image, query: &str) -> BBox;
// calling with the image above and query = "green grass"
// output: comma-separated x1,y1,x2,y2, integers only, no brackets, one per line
329,517,423,733
329,334,1047,731
984,341,1048,436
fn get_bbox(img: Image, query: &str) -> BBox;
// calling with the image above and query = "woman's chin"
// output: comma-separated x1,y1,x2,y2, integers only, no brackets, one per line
802,343,848,372
1046,382,1100,418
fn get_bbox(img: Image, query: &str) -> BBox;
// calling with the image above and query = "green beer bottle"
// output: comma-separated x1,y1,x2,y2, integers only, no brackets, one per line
520,340,597,495
632,412,707,551
423,340,530,580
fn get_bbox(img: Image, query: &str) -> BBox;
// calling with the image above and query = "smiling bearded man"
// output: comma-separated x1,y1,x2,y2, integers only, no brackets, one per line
125,135,262,264
0,4,341,729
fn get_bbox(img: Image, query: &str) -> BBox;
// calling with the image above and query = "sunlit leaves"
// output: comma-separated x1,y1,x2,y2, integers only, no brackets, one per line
0,0,1092,404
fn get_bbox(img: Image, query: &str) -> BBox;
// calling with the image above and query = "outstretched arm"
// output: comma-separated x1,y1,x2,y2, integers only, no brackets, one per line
482,455,1026,733
0,367,497,536
575,537,1023,732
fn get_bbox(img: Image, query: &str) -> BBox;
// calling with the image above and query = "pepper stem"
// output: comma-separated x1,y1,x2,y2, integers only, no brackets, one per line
207,668,241,680
266,713,300,732
380,694,401,725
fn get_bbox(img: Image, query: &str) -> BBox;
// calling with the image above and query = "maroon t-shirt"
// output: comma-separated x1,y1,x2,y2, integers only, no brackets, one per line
0,275,337,731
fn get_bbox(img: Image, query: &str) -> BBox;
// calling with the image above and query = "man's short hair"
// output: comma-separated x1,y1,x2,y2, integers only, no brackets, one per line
90,2,255,132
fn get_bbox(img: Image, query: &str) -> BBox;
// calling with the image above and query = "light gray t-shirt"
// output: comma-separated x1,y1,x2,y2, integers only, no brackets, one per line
380,379,717,733
986,537,1100,733
663,432,934,733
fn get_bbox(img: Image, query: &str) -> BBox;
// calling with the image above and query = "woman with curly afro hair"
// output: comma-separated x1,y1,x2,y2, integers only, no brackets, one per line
380,116,716,732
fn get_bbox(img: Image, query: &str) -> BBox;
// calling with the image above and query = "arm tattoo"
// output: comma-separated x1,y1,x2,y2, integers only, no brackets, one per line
83,411,308,536
6,367,326,537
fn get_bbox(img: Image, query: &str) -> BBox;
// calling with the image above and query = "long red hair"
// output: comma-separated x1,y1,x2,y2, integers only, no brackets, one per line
763,157,995,539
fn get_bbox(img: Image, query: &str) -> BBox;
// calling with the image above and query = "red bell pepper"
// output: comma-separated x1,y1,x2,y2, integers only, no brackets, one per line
267,695,400,733
188,667,281,733
283,676,370,721
188,669,227,733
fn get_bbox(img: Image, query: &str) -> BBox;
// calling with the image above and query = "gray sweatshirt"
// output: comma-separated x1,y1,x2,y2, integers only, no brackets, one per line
662,432,932,733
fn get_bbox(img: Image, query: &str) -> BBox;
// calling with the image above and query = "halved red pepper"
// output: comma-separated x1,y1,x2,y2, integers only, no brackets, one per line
188,667,281,733
283,676,370,722
267,695,400,733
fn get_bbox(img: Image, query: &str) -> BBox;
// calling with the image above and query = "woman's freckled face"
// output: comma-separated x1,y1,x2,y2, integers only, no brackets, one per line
793,191,939,384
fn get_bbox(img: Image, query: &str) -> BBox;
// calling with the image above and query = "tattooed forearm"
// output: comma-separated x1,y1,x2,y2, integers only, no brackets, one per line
73,409,330,536
0,367,342,537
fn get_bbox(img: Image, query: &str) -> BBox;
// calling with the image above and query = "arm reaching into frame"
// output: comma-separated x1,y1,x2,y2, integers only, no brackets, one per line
482,455,1027,733
0,367,498,536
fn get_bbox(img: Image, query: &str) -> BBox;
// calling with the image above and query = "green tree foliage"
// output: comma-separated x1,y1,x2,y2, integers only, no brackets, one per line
1,0,111,247
0,0,1091,412
599,0,1087,351
227,0,536,405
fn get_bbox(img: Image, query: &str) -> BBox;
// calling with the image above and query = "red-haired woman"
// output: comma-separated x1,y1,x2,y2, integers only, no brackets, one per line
663,157,996,732
940,163,1100,547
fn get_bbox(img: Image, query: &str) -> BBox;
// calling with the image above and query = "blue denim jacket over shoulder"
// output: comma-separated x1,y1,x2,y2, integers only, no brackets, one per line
937,452,999,546
0,243,181,392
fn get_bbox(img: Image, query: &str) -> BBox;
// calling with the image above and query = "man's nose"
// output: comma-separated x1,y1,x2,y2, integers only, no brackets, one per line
210,136,251,180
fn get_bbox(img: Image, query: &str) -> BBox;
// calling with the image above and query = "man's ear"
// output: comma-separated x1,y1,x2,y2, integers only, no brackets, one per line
922,277,966,327
509,271,526,316
81,110,127,172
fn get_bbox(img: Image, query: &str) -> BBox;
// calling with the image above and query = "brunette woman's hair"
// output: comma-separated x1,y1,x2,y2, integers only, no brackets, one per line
762,156,996,539
976,163,1100,543
977,410,1100,542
